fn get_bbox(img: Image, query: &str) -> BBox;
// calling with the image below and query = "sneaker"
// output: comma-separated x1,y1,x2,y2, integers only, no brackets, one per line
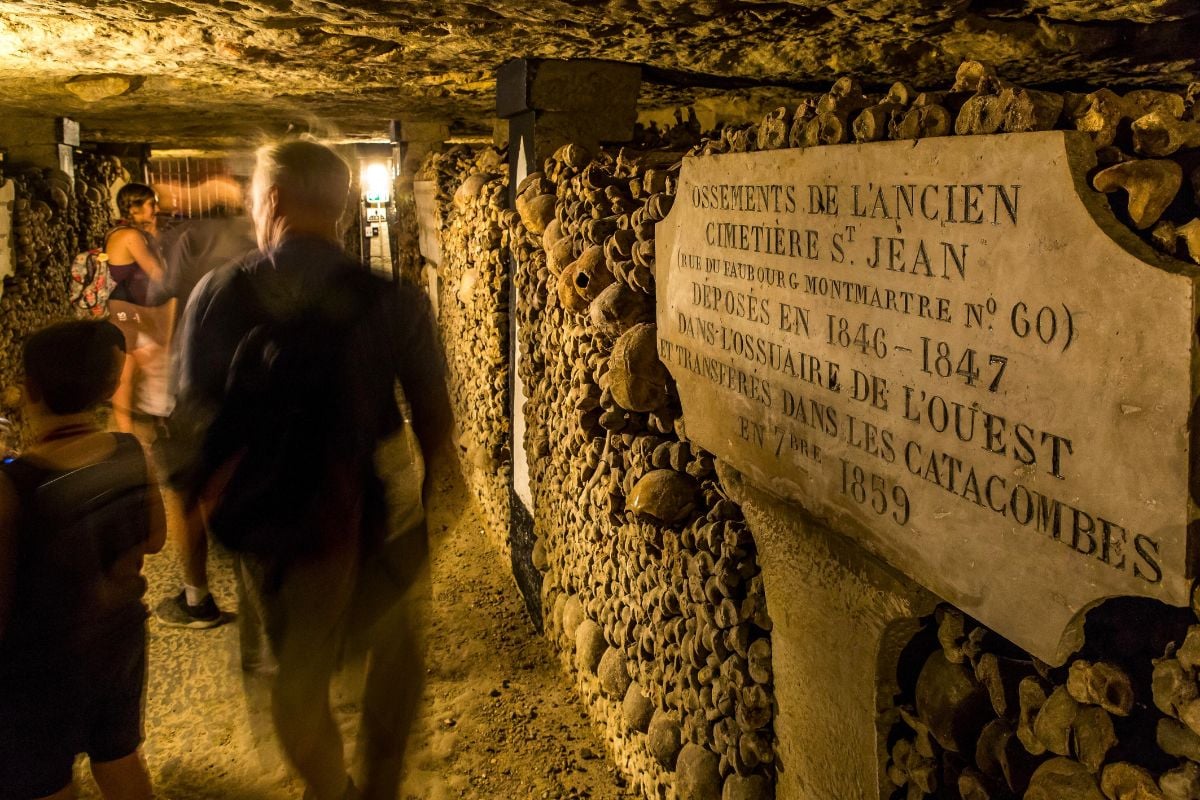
154,590,224,629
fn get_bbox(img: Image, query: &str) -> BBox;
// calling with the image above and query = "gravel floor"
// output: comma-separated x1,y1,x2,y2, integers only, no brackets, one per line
72,459,633,799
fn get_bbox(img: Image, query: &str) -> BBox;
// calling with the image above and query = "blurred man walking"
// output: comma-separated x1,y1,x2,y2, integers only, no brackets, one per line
172,138,451,800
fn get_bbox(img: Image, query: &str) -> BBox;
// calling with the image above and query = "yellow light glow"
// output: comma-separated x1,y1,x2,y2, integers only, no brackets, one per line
361,162,391,202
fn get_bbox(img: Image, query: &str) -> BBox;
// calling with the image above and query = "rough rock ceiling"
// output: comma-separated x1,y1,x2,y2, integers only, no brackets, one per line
0,0,1196,150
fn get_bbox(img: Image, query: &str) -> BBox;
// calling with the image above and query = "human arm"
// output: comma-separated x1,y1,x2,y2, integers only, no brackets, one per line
160,297,178,353
176,267,255,405
0,473,17,640
392,283,454,507
168,266,253,496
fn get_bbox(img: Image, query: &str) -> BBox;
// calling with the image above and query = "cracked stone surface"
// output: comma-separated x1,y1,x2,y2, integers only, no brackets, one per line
0,2,1196,148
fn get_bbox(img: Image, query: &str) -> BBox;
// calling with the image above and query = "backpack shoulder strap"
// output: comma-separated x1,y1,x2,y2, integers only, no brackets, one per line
0,457,43,496
0,456,51,533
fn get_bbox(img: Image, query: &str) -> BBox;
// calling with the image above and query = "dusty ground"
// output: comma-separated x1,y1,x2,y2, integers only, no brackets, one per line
74,459,634,800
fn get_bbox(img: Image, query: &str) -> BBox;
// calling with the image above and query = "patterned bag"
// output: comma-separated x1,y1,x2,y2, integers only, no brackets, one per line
67,248,114,317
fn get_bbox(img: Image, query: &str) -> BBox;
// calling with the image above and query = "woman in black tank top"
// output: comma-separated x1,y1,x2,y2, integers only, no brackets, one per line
104,182,175,434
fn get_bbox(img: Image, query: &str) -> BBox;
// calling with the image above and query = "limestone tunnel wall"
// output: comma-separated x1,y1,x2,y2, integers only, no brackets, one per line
421,60,1200,800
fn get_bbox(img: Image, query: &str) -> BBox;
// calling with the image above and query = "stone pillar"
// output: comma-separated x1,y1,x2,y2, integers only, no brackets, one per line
0,117,79,183
497,58,641,206
395,119,449,180
394,119,449,286
0,179,15,294
496,58,641,626
717,463,939,800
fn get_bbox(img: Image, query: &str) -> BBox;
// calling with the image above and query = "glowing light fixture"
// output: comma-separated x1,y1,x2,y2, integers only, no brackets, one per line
361,161,391,203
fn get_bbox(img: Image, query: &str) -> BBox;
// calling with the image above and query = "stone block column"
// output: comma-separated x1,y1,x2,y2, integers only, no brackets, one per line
0,117,79,185
496,58,641,626
395,119,450,180
0,179,15,293
717,463,939,800
393,119,449,288
497,58,641,206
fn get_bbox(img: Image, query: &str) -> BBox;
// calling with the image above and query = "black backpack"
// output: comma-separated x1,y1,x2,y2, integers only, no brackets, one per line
0,434,153,652
199,270,377,559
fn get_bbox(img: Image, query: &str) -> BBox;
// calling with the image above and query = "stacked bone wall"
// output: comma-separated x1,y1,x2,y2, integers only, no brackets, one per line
418,127,780,797
74,151,123,249
885,600,1200,800
0,165,81,434
419,145,513,555
508,134,778,800
691,63,1199,264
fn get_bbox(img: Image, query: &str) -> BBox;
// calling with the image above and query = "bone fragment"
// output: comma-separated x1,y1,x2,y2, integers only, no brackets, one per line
1092,159,1183,229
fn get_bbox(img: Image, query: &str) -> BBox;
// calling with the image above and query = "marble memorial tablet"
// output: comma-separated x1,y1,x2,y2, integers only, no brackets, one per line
655,131,1200,664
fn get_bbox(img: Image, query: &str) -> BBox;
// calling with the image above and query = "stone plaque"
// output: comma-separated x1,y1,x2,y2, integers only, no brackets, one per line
56,116,80,147
412,179,442,266
655,131,1200,664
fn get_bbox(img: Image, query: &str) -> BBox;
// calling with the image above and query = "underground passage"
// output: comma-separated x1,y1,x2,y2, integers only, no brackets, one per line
1,2,1199,799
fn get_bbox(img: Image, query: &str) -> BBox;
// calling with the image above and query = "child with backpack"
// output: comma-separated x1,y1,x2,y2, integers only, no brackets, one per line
0,320,166,800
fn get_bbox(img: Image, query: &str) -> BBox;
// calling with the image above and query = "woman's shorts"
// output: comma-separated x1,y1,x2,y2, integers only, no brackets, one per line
108,299,173,351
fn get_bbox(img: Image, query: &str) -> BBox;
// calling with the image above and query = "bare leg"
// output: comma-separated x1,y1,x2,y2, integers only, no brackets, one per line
130,344,168,418
131,416,195,585
91,749,153,800
177,501,210,589
111,356,137,434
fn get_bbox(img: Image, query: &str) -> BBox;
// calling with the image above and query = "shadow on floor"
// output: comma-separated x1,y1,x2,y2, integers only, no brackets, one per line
153,775,291,800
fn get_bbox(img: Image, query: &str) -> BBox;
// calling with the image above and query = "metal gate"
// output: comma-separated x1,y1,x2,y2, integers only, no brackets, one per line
147,157,246,218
